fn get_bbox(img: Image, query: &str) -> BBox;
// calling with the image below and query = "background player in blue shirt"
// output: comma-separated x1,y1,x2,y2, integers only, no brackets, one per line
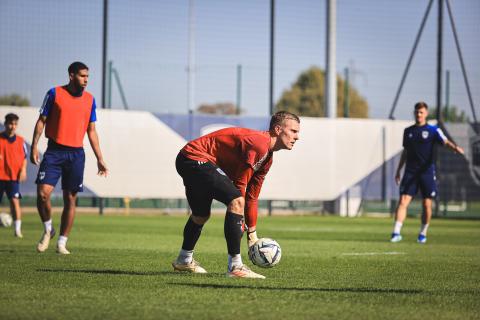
391,102,464,243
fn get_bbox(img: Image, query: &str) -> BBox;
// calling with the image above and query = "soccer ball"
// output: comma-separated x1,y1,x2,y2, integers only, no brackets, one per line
248,238,282,268
0,212,13,227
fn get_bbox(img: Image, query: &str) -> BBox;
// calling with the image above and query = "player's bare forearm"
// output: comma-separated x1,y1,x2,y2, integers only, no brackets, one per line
87,123,103,161
444,140,465,155
396,149,407,175
18,159,27,182
30,116,46,164
87,122,108,176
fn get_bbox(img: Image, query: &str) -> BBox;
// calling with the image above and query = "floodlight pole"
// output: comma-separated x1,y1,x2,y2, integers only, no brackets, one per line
269,0,275,116
187,0,196,120
236,64,242,115
325,0,337,118
101,0,108,109
436,0,443,123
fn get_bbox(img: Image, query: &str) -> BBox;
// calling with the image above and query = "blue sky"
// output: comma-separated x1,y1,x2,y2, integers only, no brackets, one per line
0,0,478,120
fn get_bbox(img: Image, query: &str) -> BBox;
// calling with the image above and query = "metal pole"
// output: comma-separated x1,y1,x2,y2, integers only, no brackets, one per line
236,64,242,115
445,70,450,121
436,0,443,123
107,60,113,108
187,0,196,115
269,0,275,115
112,68,129,110
389,0,434,119
381,126,387,204
325,0,337,118
434,0,444,217
101,0,108,109
343,67,349,118
445,0,478,126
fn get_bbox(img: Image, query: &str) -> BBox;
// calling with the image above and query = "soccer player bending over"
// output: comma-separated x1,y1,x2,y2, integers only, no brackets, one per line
391,102,464,244
0,113,28,238
31,62,108,254
173,111,300,278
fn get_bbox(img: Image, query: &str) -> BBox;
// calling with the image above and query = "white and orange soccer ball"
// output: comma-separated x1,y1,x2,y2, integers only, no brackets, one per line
248,238,282,268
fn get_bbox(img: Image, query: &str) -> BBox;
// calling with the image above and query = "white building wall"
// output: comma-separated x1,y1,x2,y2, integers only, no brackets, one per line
0,107,410,200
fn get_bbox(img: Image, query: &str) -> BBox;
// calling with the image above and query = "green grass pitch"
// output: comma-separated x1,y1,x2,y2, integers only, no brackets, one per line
0,214,479,319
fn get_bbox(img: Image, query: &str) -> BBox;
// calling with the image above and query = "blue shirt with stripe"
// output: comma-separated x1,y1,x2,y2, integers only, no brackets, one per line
403,123,447,173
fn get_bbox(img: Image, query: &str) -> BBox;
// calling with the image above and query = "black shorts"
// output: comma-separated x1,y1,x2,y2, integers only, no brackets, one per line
176,152,241,217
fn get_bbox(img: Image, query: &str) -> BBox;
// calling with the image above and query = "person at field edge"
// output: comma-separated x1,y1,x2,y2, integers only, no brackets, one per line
391,102,464,244
0,113,28,238
173,111,300,279
31,61,108,254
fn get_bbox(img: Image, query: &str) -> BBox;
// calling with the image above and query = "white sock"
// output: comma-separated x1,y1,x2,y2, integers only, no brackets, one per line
14,220,21,232
419,224,429,236
57,236,68,247
43,219,52,233
393,221,403,234
177,249,193,264
228,254,243,271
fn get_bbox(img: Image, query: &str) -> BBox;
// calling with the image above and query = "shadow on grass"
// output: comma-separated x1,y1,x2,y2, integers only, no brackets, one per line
168,282,423,294
37,268,224,277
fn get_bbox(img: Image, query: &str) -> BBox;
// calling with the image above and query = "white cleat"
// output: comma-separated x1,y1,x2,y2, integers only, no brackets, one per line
390,233,403,243
172,259,207,273
36,227,55,252
227,265,265,279
56,245,71,255
14,230,23,238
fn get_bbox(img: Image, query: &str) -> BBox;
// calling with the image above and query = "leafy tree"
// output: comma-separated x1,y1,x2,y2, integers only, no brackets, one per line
197,102,241,115
275,66,368,118
427,105,470,123
0,94,30,107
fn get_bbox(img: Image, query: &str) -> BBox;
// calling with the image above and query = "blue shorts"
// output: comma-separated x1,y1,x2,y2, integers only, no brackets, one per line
35,148,85,192
0,180,21,202
400,169,438,199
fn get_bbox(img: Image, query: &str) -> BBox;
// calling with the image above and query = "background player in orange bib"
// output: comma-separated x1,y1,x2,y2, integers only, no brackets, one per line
31,62,108,254
172,111,300,278
0,113,28,238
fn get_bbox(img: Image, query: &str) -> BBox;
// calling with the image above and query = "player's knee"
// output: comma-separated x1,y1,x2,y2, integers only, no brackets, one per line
228,197,245,214
191,215,209,225
37,191,50,203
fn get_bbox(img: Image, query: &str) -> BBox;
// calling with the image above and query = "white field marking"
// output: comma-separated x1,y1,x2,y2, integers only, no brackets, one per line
341,251,406,256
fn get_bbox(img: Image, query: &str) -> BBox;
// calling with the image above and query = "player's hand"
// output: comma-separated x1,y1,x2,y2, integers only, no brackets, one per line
455,145,465,155
18,170,27,182
395,172,401,186
30,147,40,165
97,159,108,177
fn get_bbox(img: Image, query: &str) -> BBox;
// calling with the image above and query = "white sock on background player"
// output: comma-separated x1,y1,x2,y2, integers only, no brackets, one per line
14,220,21,233
393,221,403,234
419,224,429,236
44,219,52,233
57,235,68,247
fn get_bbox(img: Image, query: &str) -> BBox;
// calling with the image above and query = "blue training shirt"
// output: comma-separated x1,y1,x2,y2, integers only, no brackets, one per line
40,87,97,122
403,123,447,173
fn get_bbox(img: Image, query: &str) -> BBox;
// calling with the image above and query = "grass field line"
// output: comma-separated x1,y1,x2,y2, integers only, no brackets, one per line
341,251,406,256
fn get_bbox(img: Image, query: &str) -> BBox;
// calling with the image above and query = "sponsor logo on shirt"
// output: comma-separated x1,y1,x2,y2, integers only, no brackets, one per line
422,131,429,139
252,152,269,172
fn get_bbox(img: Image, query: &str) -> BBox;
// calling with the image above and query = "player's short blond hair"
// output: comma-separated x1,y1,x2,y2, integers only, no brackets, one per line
269,111,300,132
